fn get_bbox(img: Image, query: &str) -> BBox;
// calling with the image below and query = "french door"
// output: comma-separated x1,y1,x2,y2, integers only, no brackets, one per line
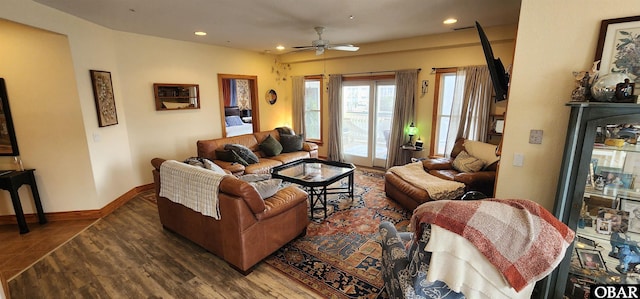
341,80,395,168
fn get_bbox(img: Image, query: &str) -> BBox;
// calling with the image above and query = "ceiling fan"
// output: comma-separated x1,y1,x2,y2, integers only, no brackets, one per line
293,27,359,55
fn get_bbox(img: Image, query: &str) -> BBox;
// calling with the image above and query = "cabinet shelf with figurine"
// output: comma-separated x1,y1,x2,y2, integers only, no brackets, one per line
549,102,640,299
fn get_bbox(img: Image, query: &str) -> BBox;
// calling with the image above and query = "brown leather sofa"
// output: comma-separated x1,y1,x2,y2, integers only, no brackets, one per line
385,138,498,210
197,129,318,175
151,158,309,274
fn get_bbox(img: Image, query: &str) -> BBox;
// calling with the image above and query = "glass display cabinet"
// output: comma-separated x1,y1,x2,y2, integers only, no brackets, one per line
545,102,640,299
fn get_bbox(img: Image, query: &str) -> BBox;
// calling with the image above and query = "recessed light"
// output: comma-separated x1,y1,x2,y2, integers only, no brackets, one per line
443,18,458,25
276,45,285,51
194,31,207,36
349,15,355,20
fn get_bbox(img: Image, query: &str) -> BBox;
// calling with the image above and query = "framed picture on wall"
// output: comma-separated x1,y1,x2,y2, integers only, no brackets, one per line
0,78,20,156
594,15,640,85
90,70,118,127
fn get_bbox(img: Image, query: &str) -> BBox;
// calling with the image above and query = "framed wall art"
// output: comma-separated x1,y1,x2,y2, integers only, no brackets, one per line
594,15,640,84
90,70,118,127
0,78,20,156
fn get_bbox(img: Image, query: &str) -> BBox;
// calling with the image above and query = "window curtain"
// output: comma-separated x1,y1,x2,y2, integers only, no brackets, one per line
222,79,231,107
228,79,237,107
386,69,418,168
327,74,343,161
444,66,493,156
292,76,305,136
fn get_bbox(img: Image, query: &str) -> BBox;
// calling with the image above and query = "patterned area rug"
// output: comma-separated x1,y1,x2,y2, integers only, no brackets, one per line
264,169,411,299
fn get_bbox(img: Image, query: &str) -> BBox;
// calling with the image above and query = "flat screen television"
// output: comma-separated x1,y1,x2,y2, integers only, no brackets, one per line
476,21,510,101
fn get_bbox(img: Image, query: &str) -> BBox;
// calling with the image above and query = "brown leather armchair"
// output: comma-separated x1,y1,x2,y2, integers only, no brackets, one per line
385,138,498,210
151,158,309,274
423,138,498,197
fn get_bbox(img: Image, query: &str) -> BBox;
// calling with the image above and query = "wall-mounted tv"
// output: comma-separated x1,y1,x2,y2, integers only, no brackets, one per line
476,21,510,102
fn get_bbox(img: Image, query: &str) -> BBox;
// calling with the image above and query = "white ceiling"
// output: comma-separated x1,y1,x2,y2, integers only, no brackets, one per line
33,0,521,53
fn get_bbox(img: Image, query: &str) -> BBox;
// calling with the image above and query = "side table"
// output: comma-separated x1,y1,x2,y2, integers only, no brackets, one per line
0,169,46,234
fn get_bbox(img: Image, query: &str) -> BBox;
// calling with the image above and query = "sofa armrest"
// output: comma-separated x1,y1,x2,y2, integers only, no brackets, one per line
422,158,453,170
453,171,495,186
302,142,318,152
256,186,308,220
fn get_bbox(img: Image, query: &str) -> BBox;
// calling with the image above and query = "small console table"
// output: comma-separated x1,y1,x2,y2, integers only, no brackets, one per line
0,169,46,234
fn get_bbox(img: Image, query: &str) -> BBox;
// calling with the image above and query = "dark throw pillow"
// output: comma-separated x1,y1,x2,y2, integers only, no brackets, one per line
224,144,259,164
280,134,304,153
230,150,249,166
215,149,235,162
260,134,283,156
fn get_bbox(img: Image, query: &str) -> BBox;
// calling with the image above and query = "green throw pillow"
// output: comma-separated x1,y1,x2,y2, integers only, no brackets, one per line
280,134,304,153
215,149,235,162
259,134,283,156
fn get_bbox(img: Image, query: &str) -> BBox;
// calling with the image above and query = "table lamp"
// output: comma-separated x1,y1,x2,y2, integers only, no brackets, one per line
407,122,418,145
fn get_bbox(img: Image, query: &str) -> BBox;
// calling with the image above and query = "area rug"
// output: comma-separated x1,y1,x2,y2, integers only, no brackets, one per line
264,169,411,299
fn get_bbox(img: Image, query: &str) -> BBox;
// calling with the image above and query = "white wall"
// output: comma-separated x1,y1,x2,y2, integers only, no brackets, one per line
496,0,640,210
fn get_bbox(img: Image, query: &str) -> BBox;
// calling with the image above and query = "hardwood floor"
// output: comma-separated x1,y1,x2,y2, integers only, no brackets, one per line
4,195,323,299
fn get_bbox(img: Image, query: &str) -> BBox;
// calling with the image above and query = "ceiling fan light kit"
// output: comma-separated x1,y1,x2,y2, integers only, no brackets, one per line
293,26,359,55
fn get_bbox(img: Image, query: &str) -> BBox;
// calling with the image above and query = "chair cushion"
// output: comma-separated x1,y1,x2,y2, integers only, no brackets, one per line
452,150,485,173
280,134,304,153
259,134,283,156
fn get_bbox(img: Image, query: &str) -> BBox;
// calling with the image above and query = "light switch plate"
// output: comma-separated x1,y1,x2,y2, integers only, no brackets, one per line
529,129,543,144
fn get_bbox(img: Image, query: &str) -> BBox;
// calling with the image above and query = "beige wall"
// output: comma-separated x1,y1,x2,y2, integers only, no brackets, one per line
279,25,517,158
495,0,640,210
0,0,276,214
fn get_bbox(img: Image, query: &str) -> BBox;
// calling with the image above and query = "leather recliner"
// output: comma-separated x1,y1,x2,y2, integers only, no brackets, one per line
385,138,498,210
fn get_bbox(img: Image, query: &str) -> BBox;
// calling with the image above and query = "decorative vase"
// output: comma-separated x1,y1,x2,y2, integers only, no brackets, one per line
591,72,631,102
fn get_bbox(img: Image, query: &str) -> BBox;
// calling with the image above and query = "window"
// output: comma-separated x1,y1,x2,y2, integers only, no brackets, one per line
304,76,323,143
431,68,456,156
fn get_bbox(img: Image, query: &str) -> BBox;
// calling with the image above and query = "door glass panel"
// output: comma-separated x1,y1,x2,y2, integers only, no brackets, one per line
375,84,395,161
342,85,370,158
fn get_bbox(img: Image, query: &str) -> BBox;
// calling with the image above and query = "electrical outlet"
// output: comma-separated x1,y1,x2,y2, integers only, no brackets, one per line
529,129,543,144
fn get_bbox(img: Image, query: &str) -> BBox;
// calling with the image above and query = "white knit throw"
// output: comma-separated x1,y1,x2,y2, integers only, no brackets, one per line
159,160,229,219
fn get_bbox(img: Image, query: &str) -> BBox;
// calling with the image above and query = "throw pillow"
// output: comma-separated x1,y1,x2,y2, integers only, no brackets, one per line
280,134,304,153
215,149,235,162
238,173,272,182
259,134,283,156
183,157,226,174
249,179,282,199
464,140,500,167
452,150,485,173
230,150,249,166
276,126,296,136
224,144,259,164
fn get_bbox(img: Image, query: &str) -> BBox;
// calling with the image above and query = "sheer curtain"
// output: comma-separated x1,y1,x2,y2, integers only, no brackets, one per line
444,66,493,156
291,76,305,136
386,69,418,168
327,74,343,161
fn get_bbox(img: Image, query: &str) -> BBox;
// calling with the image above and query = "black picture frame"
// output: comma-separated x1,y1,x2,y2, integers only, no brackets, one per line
594,15,640,84
0,78,20,156
576,248,607,271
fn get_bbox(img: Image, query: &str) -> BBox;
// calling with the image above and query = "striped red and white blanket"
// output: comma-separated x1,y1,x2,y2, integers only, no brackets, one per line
411,199,574,291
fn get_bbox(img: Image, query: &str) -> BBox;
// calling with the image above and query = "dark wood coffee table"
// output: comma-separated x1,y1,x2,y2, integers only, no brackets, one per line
271,158,355,220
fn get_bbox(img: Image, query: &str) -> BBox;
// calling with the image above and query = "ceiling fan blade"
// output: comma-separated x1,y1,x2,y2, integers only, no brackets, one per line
327,44,359,51
292,46,316,49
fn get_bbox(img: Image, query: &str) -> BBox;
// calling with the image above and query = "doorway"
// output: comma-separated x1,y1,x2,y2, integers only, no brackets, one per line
341,79,396,168
217,74,260,137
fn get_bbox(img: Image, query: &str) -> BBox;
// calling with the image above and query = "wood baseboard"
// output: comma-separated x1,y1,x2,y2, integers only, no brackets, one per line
0,183,154,225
